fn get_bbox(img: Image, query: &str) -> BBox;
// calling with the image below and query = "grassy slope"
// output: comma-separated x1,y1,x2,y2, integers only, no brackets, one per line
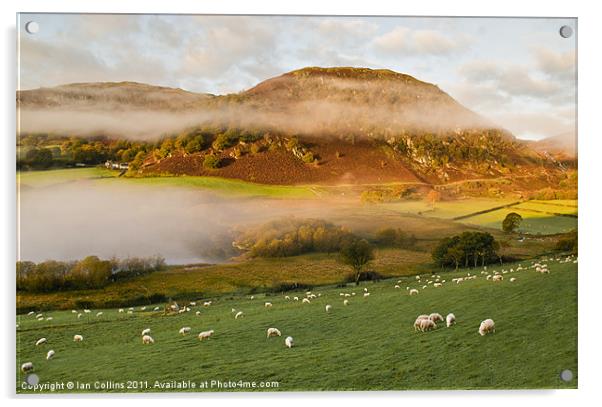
16,257,577,392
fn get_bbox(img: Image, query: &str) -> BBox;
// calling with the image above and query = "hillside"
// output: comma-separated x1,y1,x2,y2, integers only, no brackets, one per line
18,67,569,187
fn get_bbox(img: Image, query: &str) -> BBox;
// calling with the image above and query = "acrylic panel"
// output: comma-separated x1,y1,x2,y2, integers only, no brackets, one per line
16,14,577,393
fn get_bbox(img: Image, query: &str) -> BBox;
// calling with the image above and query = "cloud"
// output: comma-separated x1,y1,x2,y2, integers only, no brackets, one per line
372,27,469,56
533,47,576,81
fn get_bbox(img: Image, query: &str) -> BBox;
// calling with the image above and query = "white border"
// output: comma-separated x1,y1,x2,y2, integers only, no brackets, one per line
2,0,601,405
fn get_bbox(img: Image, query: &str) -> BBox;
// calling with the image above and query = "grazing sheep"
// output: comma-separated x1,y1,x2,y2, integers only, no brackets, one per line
154,306,160,311
28,311,35,316
492,275,503,282
265,302,273,308
351,292,356,296
21,362,33,373
196,311,201,316
185,307,191,312
198,330,214,341
140,306,146,311
509,277,517,282
343,299,349,306
364,292,370,297
203,301,212,307
422,285,427,289
46,317,53,321
414,315,429,331
364,288,368,292
96,312,103,317
344,293,351,297
46,350,55,360
118,308,124,313
416,276,420,280
409,289,419,295
486,275,492,280
141,328,151,336
250,296,255,300
73,334,83,342
71,310,77,314
36,314,43,319
285,336,294,348
285,296,290,300
179,327,191,335
142,335,155,344
302,298,311,304
35,338,47,346
84,309,91,314
394,285,400,289
267,328,281,338
235,311,244,319
339,293,345,296
127,310,133,314
293,297,299,301
433,283,442,288
419,318,436,332
325,304,332,312
479,319,496,336
429,313,444,323
446,313,456,327
77,313,82,319
189,302,196,306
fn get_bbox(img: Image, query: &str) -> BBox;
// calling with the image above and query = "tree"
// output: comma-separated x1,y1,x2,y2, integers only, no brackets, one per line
339,239,375,285
203,154,221,169
502,212,523,233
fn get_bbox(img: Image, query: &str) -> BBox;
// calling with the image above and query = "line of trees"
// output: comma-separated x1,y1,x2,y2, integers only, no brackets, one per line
16,255,165,292
432,231,500,270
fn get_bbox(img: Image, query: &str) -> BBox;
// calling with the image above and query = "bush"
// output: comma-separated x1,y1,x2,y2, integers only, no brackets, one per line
555,230,577,254
203,154,221,169
432,231,500,269
374,228,417,248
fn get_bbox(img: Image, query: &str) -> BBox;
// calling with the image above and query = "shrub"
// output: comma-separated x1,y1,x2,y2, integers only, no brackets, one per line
203,154,221,169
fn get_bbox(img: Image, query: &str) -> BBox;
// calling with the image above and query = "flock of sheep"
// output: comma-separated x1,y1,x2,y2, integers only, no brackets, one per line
19,254,576,375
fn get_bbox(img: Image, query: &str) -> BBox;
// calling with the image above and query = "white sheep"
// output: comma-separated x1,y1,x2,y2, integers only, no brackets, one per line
140,306,146,311
189,302,196,306
446,313,456,327
394,285,400,289
434,283,442,288
479,319,495,336
293,297,299,301
325,304,332,312
203,301,212,307
409,289,419,296
21,362,33,373
264,302,273,308
343,299,349,306
285,296,290,300
77,313,82,319
71,310,77,314
351,292,356,296
196,311,201,316
73,334,83,342
235,311,244,319
142,335,154,344
118,308,124,313
429,313,444,323
285,336,294,348
84,309,91,314
267,327,281,338
302,298,310,304
154,306,160,311
419,318,436,332
179,327,191,335
364,288,368,292
96,312,103,317
198,330,214,341
46,350,55,360
36,314,43,319
46,317,53,321
510,277,517,282
35,338,47,346
364,292,370,297
28,311,35,316
414,315,429,331
492,275,503,282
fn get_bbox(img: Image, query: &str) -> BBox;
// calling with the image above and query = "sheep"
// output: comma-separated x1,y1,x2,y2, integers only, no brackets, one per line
141,328,151,336
267,328,281,338
419,318,436,332
198,330,214,341
46,317,53,321
422,285,427,289
509,277,517,282
414,315,429,331
325,304,332,312
73,334,83,342
154,306,160,311
409,289,419,295
285,336,294,348
96,312,103,317
118,308,124,313
196,311,201,316
302,298,311,304
486,275,492,281
446,313,456,327
351,292,356,296
492,275,503,282
264,302,273,308
140,306,146,311
364,288,368,292
179,327,191,335
203,301,212,307
416,276,420,280
344,293,351,297
364,292,370,297
235,311,244,319
250,296,255,300
27,311,35,316
285,296,290,300
189,302,196,306
35,338,47,346
479,319,495,336
394,285,400,289
36,314,43,319
127,310,133,314
46,350,55,360
429,313,444,323
339,293,345,296
343,299,349,306
142,335,155,344
433,283,442,288
293,297,299,301
84,309,91,314
77,313,82,319
71,310,77,314
21,362,33,373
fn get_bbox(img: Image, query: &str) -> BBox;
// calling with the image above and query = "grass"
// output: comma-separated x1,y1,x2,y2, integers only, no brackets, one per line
460,208,577,235
382,198,518,219
17,168,319,199
16,256,577,392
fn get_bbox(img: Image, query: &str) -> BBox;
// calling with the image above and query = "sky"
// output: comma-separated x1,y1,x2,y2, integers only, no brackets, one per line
17,14,577,141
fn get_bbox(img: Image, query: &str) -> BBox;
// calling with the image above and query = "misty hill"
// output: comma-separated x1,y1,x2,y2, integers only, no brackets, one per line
528,133,577,158
17,67,572,188
17,81,213,111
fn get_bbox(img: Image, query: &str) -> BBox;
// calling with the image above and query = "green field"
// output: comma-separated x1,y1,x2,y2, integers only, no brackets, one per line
16,257,577,392
460,207,577,235
381,198,519,219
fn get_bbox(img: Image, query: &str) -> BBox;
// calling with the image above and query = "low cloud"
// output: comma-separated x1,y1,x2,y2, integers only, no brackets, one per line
373,27,469,56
